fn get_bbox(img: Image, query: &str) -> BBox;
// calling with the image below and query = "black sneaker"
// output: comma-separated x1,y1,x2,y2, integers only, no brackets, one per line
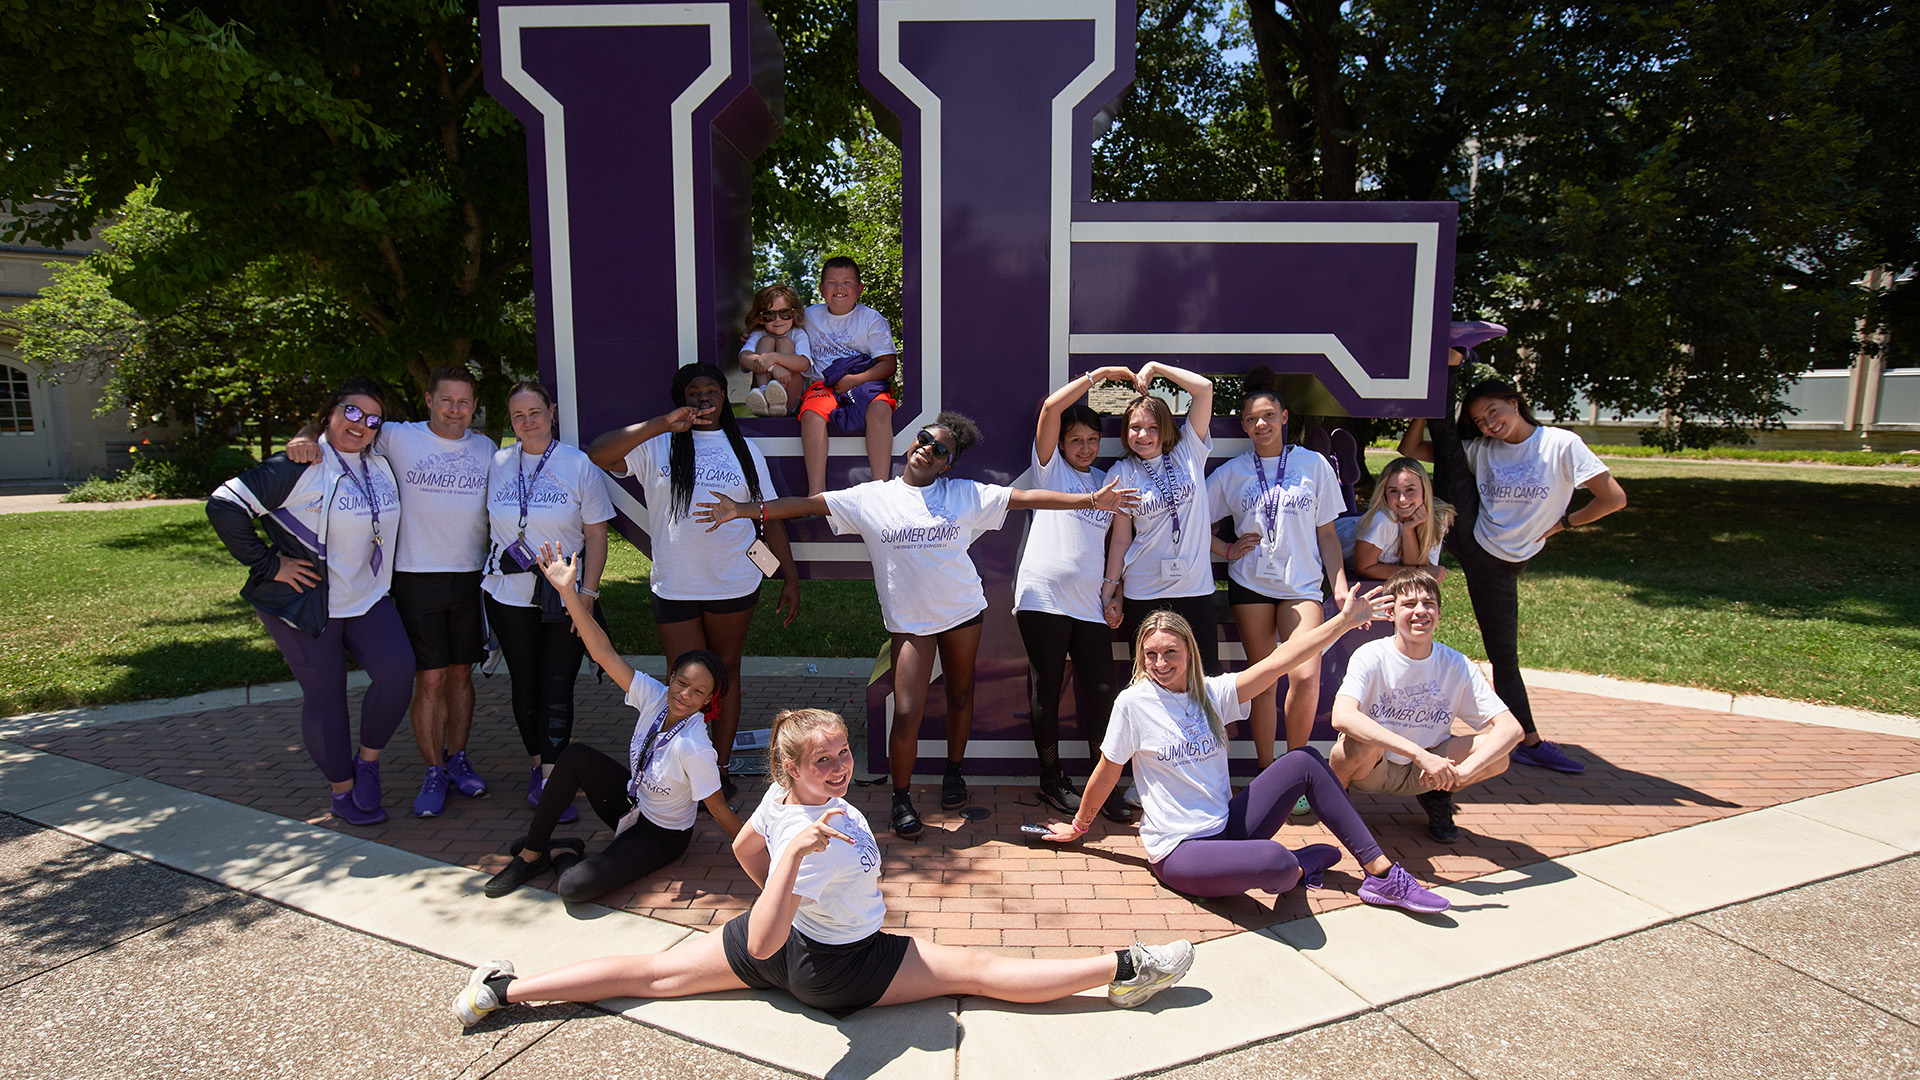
1417,789,1459,844
483,851,551,898
1038,773,1081,814
890,797,924,840
941,770,968,810
1101,786,1137,824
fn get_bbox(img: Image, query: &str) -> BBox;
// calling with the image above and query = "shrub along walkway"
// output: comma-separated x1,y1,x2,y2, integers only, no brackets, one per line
14,666,1920,957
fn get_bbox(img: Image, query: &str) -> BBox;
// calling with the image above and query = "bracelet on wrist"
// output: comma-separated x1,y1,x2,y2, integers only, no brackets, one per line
1560,513,1573,531
578,586,600,599
1070,820,1089,835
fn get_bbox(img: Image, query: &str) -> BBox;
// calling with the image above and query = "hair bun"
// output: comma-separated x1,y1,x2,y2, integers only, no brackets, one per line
1242,366,1278,393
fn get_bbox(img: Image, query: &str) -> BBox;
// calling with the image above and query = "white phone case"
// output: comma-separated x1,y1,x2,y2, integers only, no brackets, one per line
746,538,781,577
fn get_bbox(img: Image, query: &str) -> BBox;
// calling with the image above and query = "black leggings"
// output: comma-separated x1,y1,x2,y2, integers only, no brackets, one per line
527,742,694,904
1120,592,1222,676
1428,370,1536,735
1015,609,1118,774
485,594,588,759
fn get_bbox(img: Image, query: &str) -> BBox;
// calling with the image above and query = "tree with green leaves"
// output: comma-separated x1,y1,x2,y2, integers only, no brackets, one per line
13,187,365,458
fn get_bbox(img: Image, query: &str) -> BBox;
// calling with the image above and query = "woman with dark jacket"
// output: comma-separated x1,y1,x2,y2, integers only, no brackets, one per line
207,377,414,825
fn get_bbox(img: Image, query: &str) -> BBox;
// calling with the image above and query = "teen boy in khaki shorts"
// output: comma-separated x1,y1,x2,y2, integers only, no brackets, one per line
1330,567,1522,842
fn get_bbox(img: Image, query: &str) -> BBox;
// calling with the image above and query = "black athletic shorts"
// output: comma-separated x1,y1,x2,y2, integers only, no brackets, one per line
391,570,486,670
651,589,759,624
1226,577,1317,609
720,912,911,1018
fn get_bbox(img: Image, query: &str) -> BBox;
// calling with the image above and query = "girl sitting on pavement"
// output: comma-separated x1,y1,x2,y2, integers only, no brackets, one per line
480,545,743,903
1043,594,1451,915
454,707,1195,1025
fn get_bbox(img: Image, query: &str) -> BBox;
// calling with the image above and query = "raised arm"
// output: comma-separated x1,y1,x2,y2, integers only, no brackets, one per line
537,544,634,692
1035,367,1132,465
583,406,709,472
694,492,830,532
1137,361,1213,434
1006,475,1137,514
1233,586,1391,702
1398,418,1435,463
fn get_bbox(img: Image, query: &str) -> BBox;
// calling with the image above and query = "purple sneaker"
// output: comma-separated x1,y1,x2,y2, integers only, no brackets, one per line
1293,844,1342,889
351,756,383,812
1511,740,1586,774
1358,863,1450,914
527,765,579,824
445,751,489,798
413,766,450,818
330,791,387,827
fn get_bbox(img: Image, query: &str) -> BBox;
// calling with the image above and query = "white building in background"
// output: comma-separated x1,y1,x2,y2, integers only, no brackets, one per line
0,210,171,484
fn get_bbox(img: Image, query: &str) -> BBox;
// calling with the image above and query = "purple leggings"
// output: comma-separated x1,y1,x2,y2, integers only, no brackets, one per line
1152,747,1385,897
259,596,415,783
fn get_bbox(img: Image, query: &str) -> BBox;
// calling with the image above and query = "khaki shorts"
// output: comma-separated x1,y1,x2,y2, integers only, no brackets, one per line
1346,754,1436,798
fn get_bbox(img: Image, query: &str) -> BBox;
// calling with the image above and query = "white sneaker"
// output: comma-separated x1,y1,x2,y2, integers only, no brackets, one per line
452,959,515,1026
763,379,789,414
745,387,770,416
1108,939,1193,1008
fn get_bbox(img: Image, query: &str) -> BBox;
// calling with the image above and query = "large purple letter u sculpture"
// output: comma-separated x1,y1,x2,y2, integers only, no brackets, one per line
482,0,1458,775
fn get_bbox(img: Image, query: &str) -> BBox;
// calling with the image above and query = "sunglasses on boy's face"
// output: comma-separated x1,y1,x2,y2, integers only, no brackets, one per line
914,429,952,460
340,404,383,429
759,307,796,322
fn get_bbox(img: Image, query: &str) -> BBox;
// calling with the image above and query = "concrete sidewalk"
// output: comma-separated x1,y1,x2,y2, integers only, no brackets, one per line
3,669,1918,1079
2,808,1914,1079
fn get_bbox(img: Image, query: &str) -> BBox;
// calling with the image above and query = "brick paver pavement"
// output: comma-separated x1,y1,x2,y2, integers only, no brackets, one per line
23,674,1920,958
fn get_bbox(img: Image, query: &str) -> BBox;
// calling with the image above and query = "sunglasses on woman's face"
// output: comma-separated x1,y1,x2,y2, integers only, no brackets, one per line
759,307,796,322
341,404,383,429
914,429,952,459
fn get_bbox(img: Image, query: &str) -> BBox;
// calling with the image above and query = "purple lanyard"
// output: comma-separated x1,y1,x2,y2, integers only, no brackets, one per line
1252,447,1291,543
516,440,558,535
328,446,385,574
1148,452,1184,544
627,703,695,796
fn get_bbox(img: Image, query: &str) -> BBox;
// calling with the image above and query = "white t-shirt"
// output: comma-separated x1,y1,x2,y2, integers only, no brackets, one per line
481,441,616,607
376,421,494,573
310,440,403,619
1354,509,1443,568
1465,426,1607,562
1101,673,1250,863
1012,448,1111,623
802,304,896,375
1107,421,1215,600
618,674,723,833
823,477,1012,635
742,327,818,384
613,430,777,602
750,790,886,944
1337,638,1507,764
1205,447,1341,600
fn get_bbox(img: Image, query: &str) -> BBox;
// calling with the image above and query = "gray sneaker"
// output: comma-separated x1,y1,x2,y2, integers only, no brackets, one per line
1108,939,1194,1008
452,959,515,1026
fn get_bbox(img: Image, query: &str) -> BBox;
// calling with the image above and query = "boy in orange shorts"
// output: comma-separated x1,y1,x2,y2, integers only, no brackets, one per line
799,257,898,495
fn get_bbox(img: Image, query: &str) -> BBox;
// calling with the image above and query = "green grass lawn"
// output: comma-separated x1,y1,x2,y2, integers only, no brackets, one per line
3,455,1916,716
0,510,883,716
1421,455,1920,715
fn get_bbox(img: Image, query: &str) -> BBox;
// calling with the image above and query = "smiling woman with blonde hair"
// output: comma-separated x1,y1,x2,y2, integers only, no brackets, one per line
453,707,1197,1026
1042,591,1452,915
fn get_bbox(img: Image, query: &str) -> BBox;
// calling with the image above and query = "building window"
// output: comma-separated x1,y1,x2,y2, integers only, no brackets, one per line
0,364,35,435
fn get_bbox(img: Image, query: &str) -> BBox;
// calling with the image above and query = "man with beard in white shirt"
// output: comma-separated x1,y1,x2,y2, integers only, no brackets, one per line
290,366,498,816
1330,567,1523,843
